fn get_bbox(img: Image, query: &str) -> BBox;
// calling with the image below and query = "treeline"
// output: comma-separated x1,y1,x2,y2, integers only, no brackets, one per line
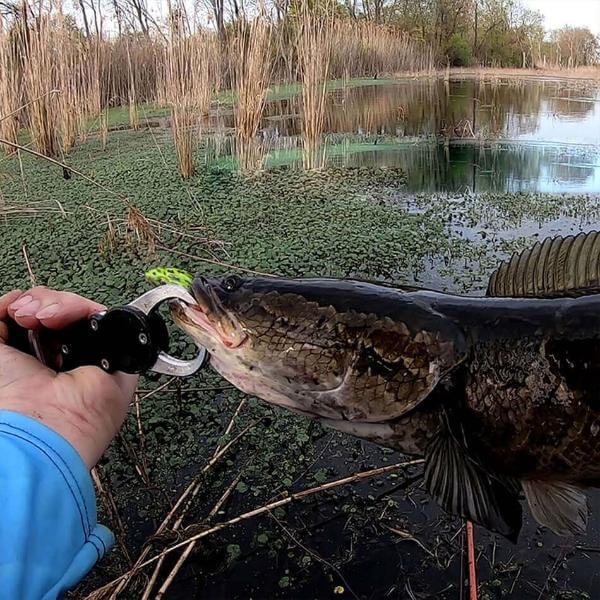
336,0,600,68
1,0,598,70
201,0,600,68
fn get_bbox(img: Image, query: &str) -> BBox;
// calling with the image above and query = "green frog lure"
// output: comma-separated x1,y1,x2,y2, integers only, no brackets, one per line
145,267,193,290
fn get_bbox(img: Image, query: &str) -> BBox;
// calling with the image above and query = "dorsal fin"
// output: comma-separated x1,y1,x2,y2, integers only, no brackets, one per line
487,231,600,298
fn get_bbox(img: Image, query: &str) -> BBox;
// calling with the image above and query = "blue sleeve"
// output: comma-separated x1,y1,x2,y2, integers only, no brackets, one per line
0,410,114,600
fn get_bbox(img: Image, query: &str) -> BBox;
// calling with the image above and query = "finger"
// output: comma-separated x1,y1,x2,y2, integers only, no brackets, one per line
8,287,105,331
0,291,23,344
0,290,23,320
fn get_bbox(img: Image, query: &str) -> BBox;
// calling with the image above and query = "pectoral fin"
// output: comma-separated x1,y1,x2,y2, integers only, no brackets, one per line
522,480,588,536
424,427,523,541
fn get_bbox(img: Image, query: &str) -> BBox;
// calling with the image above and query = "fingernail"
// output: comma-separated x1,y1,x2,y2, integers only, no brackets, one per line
15,300,41,317
9,295,32,310
36,303,61,319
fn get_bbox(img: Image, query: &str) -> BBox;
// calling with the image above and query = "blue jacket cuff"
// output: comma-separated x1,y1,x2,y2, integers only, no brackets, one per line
0,410,114,599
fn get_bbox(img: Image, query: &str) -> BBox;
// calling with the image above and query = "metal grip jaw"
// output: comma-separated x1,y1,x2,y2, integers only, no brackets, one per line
127,285,208,377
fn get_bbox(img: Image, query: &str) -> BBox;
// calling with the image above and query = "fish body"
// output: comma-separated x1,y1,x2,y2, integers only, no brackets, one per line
171,232,600,539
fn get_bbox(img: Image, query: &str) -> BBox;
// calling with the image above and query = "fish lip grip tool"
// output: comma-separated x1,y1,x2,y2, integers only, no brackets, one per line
8,285,208,377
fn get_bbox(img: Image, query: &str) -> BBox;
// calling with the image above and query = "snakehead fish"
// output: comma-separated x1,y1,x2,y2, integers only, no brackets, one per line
162,231,600,541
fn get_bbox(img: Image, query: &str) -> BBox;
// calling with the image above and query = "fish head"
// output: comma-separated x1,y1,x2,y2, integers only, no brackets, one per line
171,274,461,421
171,274,350,416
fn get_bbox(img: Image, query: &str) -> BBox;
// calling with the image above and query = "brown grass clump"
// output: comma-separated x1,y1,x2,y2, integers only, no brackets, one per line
296,8,333,169
126,38,140,130
330,21,434,78
55,8,80,152
231,18,272,144
0,15,22,155
125,204,158,254
162,7,217,178
21,11,60,157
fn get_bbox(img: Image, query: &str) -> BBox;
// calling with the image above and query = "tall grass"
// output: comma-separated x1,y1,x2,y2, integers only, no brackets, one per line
0,15,21,154
101,35,161,107
21,11,62,157
55,9,79,152
296,9,333,169
3,4,439,166
81,38,104,144
162,8,217,178
330,21,434,78
231,18,272,171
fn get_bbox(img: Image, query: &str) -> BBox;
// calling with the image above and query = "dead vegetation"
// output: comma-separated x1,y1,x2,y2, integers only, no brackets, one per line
231,17,272,172
160,5,218,178
0,1,439,168
296,7,333,170
0,15,22,155
83,394,423,600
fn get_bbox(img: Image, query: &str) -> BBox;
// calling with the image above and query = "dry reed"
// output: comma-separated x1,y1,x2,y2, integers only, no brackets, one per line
87,458,424,598
231,18,272,142
4,5,440,161
230,18,271,172
21,10,60,156
330,21,434,78
296,8,333,169
126,38,139,130
162,7,217,178
55,7,79,152
0,15,22,155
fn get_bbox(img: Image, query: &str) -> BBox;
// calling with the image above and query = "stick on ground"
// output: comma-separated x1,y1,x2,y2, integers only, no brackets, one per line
88,458,424,598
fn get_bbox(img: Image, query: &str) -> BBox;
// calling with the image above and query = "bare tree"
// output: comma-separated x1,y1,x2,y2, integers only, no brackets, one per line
199,0,225,37
111,0,149,34
76,0,91,36
552,26,599,67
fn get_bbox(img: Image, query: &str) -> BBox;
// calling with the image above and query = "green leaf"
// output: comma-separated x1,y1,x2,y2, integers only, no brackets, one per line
226,544,241,561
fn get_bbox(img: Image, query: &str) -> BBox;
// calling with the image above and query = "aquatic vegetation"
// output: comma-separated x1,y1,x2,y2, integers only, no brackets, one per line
1,125,599,598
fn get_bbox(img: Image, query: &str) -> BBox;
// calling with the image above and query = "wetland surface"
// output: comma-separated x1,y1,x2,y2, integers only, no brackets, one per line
2,75,600,599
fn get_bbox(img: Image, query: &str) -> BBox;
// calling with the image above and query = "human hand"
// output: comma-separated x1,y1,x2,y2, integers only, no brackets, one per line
0,287,138,468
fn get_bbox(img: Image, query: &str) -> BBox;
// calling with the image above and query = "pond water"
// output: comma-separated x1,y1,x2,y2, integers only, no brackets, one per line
221,77,600,193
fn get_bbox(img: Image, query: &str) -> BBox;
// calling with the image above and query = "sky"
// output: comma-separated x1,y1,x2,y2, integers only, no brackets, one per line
522,0,600,35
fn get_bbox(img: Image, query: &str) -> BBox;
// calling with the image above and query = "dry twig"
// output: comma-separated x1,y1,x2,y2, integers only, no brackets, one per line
92,467,133,566
154,472,243,599
104,401,250,599
141,399,248,599
87,459,424,598
21,244,37,286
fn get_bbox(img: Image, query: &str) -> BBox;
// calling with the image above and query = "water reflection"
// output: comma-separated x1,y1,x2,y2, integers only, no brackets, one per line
210,77,600,191
321,141,600,193
255,78,600,144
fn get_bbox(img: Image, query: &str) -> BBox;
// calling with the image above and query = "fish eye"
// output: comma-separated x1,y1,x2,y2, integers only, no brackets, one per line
222,274,242,292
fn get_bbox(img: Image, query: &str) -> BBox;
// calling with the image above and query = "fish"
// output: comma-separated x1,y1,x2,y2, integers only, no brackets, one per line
169,230,600,541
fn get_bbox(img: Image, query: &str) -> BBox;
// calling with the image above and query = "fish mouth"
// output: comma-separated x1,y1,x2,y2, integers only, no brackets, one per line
171,278,247,350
